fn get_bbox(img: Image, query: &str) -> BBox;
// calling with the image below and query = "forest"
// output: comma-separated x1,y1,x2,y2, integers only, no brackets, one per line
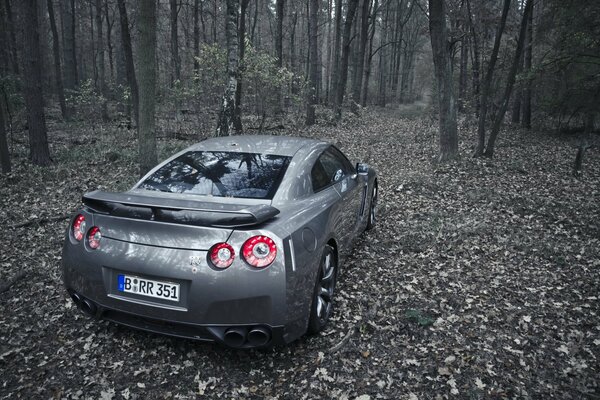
0,0,599,398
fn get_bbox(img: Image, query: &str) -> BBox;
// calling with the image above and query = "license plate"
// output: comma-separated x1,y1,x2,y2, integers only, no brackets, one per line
117,274,180,302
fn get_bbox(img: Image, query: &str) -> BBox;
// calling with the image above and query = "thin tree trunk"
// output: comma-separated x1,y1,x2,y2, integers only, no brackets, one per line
474,0,510,156
330,0,342,104
60,0,78,89
428,0,458,162
170,0,180,85
511,47,523,123
117,0,138,127
5,0,19,75
193,0,199,73
216,0,240,136
361,0,378,106
335,0,360,120
137,0,157,176
18,0,51,166
275,0,284,112
466,0,480,117
484,0,533,157
233,0,249,133
458,35,468,112
306,0,318,125
95,0,108,120
521,2,533,129
0,95,10,173
90,2,97,87
0,1,9,74
105,1,114,82
352,0,370,109
47,0,67,119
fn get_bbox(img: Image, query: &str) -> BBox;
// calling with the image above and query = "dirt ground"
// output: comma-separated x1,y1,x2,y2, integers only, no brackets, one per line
1,108,598,399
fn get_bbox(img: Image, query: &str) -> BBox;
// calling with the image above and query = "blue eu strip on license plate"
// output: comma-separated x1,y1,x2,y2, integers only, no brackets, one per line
117,274,180,302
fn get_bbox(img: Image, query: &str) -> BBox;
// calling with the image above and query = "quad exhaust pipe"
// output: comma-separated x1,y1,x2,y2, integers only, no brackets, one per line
247,326,271,347
223,327,248,347
69,290,97,316
222,325,272,348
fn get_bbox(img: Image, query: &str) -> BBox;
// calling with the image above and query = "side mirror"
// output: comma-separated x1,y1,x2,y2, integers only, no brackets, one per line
356,163,369,175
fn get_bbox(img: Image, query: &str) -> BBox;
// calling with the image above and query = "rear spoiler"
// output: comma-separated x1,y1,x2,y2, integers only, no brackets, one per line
82,190,279,228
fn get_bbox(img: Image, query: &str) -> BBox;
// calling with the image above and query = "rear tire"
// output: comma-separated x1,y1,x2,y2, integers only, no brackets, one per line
365,181,378,231
307,245,337,335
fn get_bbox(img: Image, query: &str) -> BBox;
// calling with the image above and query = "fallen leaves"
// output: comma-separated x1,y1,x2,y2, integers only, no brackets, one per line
0,108,599,398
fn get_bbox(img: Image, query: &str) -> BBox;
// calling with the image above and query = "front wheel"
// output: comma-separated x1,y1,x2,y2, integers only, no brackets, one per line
307,245,337,334
365,181,378,231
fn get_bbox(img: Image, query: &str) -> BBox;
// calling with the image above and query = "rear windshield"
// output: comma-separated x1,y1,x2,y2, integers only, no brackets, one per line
137,151,291,199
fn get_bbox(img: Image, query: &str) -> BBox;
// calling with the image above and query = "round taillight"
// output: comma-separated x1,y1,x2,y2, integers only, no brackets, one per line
242,236,277,268
87,226,102,249
72,214,86,241
209,243,235,269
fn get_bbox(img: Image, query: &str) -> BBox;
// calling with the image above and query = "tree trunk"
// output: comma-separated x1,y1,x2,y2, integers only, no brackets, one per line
5,0,19,75
361,0,378,106
105,1,114,82
137,0,157,176
306,0,318,125
458,35,468,112
47,0,67,119
216,0,240,136
95,0,108,120
60,0,77,89
0,95,10,173
511,47,523,124
352,0,370,108
334,0,359,120
18,0,51,166
193,0,199,73
117,0,138,127
233,0,249,133
170,0,180,85
275,0,284,112
474,0,510,156
330,0,342,104
521,2,533,129
0,1,8,74
466,0,480,117
484,0,533,158
428,0,458,162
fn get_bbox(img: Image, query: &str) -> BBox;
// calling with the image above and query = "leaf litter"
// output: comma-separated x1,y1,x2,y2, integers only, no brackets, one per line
0,107,598,399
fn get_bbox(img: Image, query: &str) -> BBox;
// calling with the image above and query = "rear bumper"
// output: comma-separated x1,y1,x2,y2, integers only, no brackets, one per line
62,233,307,348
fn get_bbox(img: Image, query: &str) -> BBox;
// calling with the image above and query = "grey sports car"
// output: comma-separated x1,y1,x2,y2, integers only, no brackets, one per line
62,135,378,348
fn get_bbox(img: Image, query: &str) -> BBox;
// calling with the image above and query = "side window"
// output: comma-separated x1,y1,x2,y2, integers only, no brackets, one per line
311,147,352,192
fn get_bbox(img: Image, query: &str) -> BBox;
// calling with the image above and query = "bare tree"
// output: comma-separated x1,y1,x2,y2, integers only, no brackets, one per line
306,0,318,125
0,95,10,173
60,0,78,90
47,0,67,119
473,0,510,156
95,0,108,120
137,0,157,175
170,0,180,85
334,0,360,120
522,3,533,129
484,0,533,157
117,0,138,126
18,0,51,166
233,0,250,133
428,0,458,161
216,0,240,136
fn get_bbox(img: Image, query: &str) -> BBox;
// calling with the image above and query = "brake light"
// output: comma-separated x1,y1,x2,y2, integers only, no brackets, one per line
242,236,277,268
209,243,235,269
87,226,102,249
72,214,86,241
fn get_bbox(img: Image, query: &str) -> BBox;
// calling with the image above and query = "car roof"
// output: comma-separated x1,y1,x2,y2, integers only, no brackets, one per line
189,135,327,157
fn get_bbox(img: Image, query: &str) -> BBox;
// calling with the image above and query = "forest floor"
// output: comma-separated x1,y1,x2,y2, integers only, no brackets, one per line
0,106,599,399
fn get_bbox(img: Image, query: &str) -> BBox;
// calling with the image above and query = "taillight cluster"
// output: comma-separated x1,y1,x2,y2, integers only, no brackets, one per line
209,235,277,270
71,214,102,250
